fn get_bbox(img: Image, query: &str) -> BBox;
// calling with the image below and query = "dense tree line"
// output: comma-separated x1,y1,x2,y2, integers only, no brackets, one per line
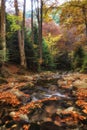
0,0,87,73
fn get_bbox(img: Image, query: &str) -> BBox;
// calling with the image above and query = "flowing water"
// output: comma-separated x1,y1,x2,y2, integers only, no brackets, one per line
0,74,87,130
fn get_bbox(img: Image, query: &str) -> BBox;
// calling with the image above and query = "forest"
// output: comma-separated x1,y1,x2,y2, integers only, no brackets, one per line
0,0,87,130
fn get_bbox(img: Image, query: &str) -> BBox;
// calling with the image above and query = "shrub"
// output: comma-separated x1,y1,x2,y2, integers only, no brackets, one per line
81,55,87,73
42,39,55,70
55,51,72,70
73,46,85,70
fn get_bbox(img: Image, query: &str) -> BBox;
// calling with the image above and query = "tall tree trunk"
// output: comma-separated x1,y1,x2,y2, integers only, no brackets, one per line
85,23,87,39
31,0,34,44
0,0,6,63
39,0,43,64
0,4,1,35
82,7,87,44
14,0,27,68
37,0,43,70
21,0,27,68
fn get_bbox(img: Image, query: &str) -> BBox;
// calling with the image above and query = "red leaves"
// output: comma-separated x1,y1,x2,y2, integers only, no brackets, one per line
76,100,87,114
76,88,87,99
23,125,30,130
54,111,86,127
43,21,61,36
83,108,87,114
12,97,59,121
75,88,87,114
0,92,20,106
20,97,59,114
76,100,87,106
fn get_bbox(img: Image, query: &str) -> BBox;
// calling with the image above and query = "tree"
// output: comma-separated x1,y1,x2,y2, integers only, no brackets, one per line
69,0,87,38
73,46,85,70
31,0,34,44
36,0,43,69
21,0,27,68
0,0,6,63
39,0,43,67
81,54,87,73
60,0,87,44
14,0,27,68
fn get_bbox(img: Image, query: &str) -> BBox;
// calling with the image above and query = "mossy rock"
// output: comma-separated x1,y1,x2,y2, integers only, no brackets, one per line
0,77,8,84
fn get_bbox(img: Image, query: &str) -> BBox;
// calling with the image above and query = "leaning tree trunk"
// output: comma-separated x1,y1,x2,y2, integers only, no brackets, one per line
0,0,6,63
14,0,27,68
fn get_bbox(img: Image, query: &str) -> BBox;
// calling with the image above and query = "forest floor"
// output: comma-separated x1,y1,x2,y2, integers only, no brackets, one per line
0,65,87,130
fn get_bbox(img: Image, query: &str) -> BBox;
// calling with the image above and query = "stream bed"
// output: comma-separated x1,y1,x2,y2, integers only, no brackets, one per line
0,72,87,130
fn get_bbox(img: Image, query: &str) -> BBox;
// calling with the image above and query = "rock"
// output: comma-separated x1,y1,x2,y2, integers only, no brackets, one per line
24,76,33,81
43,117,52,122
64,107,74,112
10,89,31,104
45,105,57,114
73,80,87,88
64,76,74,81
19,83,34,93
19,114,29,122
29,112,40,122
57,79,67,86
9,112,15,117
11,89,23,97
56,109,62,114
0,77,8,84
10,112,29,123
17,76,33,83
49,85,58,92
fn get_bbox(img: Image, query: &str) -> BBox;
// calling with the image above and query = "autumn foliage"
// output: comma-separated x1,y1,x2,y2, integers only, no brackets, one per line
0,92,20,106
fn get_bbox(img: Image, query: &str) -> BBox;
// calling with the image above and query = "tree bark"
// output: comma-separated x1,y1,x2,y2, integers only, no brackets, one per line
31,0,34,44
39,0,43,64
82,7,87,43
0,0,6,62
14,0,27,68
36,0,43,68
21,0,27,68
